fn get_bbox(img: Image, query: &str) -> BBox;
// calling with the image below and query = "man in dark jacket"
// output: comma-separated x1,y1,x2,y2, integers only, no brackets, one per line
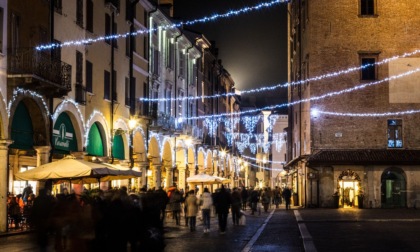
213,185,232,234
282,187,292,210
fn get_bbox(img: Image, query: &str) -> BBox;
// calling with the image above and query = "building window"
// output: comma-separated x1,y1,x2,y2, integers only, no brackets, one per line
105,14,111,45
76,51,83,85
86,0,93,33
112,70,117,102
11,12,20,54
86,60,93,93
360,0,376,16
359,52,379,80
51,40,61,61
104,70,110,100
166,40,174,69
361,58,376,80
76,0,83,28
388,119,402,148
54,0,63,14
178,52,185,78
152,49,159,75
125,77,130,106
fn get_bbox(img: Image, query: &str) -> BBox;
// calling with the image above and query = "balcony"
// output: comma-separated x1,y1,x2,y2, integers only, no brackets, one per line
8,48,72,98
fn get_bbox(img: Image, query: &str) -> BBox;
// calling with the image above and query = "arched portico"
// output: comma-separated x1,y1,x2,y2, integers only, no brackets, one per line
381,167,407,208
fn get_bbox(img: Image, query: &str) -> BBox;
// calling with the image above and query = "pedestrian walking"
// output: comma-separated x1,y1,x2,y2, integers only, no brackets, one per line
282,187,292,210
213,185,232,234
261,188,270,212
200,187,213,233
231,187,242,225
185,190,199,232
169,189,182,225
249,188,259,215
241,186,248,210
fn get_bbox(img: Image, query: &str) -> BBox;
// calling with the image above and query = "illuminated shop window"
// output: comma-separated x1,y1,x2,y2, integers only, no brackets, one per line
387,119,402,148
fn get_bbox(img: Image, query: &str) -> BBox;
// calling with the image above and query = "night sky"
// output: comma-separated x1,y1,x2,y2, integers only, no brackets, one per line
173,0,288,110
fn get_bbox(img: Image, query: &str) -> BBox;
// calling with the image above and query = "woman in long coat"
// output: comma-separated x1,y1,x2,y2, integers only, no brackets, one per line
185,190,199,232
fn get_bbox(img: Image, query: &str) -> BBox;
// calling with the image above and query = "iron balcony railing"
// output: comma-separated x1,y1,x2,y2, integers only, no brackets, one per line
8,47,72,91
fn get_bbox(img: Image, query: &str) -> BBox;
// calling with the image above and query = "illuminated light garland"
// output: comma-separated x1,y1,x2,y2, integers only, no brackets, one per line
267,114,279,132
247,162,284,171
52,99,86,129
242,115,261,133
183,68,420,120
242,154,286,165
7,88,50,118
140,49,420,103
204,117,223,137
36,0,286,51
85,110,110,148
312,108,420,117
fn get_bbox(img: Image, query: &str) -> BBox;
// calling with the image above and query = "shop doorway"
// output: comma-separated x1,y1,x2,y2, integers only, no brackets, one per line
338,169,362,208
381,167,406,208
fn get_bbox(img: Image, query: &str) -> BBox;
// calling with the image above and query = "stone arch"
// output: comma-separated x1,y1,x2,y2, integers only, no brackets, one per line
114,119,130,161
85,111,110,156
133,127,146,162
0,91,8,139
206,149,213,174
381,167,407,208
53,100,85,151
197,147,205,173
148,136,160,163
9,96,50,149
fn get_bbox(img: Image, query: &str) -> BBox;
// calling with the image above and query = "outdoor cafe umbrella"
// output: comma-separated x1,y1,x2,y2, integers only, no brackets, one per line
15,155,141,184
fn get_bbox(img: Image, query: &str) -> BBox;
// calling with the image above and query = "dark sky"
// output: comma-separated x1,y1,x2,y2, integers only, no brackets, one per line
173,0,288,110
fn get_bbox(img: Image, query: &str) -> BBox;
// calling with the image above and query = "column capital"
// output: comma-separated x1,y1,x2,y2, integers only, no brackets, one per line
0,139,13,150
34,145,51,154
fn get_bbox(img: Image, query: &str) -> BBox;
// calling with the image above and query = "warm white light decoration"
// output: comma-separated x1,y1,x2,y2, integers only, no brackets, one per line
36,0,286,51
8,88,50,118
85,110,110,148
52,99,85,128
312,108,420,117
184,67,420,120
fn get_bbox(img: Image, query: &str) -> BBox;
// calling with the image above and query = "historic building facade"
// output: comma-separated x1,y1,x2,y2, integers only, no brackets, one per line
286,0,420,208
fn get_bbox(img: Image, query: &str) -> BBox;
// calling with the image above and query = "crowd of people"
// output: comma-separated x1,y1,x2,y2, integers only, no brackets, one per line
6,184,293,252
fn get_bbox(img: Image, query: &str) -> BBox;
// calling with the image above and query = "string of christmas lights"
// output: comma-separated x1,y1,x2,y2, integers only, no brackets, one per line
140,49,420,103
242,154,286,165
35,0,286,51
311,108,420,118
183,67,420,120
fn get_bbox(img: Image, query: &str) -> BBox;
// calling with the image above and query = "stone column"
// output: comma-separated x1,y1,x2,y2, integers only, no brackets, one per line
165,166,173,189
178,165,186,191
188,165,196,191
34,146,51,167
154,165,161,189
34,146,51,191
0,140,13,232
140,165,148,188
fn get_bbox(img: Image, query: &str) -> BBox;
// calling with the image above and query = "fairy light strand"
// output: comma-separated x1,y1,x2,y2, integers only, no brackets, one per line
183,68,420,120
312,108,420,117
140,49,420,103
36,0,286,51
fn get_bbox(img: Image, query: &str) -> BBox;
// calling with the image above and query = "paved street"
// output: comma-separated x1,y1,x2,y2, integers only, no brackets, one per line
2,207,420,251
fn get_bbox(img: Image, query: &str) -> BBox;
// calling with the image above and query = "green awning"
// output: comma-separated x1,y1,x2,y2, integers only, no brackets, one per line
112,129,125,160
53,112,78,153
87,122,104,156
10,102,33,150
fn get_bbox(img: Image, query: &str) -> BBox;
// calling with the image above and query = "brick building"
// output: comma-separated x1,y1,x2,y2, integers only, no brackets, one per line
286,0,420,208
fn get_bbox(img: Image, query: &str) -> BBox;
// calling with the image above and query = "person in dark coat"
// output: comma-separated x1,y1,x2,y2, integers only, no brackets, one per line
231,188,242,225
240,187,248,210
213,185,232,234
282,187,292,210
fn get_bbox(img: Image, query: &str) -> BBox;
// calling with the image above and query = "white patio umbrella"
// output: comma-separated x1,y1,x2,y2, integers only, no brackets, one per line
15,155,141,184
186,173,222,185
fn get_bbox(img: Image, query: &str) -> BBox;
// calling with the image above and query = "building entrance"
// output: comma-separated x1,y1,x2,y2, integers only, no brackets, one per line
337,169,362,208
381,168,406,208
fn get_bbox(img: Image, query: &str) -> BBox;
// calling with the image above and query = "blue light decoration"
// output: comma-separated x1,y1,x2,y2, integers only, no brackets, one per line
312,108,420,117
242,115,261,133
